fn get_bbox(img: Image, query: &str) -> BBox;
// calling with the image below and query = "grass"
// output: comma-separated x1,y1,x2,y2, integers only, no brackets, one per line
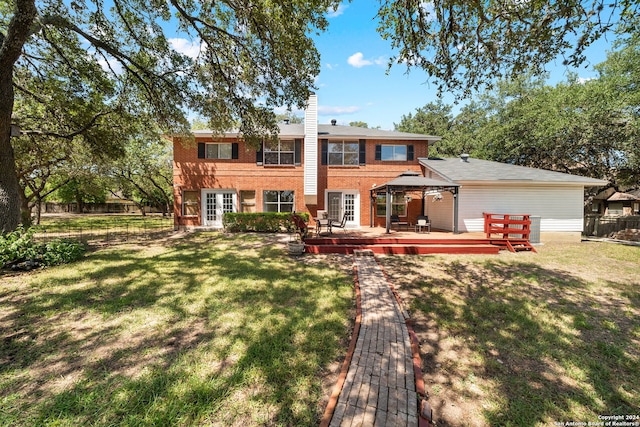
0,232,353,427
31,214,174,243
36,213,173,231
379,241,640,427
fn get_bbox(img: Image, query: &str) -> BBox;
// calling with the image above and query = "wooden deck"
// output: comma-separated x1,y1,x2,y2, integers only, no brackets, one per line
304,228,534,255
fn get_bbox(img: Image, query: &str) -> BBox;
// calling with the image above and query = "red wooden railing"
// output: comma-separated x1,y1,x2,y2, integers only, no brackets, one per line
483,213,536,252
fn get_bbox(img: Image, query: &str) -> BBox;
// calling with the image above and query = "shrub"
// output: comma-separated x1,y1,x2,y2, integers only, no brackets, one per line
0,227,85,269
223,212,309,233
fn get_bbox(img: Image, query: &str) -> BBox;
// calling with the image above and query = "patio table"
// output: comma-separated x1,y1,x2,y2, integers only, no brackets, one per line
315,217,332,236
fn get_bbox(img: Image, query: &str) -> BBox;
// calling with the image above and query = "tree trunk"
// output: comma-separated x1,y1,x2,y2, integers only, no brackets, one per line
18,191,32,227
0,0,38,233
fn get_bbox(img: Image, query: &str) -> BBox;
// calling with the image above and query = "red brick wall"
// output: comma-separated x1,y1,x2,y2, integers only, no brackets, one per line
173,136,430,228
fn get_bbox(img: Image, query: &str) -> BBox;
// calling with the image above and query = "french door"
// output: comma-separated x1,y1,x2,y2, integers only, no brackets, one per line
202,190,236,228
326,191,359,228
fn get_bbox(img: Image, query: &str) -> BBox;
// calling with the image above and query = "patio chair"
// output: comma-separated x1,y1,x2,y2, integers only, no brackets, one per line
415,215,431,233
390,214,409,230
330,213,348,233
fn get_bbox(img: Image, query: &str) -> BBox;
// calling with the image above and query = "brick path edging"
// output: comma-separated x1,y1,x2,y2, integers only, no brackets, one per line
320,253,434,426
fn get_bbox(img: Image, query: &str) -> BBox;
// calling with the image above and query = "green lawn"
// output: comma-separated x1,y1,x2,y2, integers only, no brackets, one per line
32,214,174,243
0,233,353,427
380,241,640,427
3,230,638,427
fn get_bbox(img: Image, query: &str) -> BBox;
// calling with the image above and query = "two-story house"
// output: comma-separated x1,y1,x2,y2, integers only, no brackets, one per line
173,95,608,242
173,95,439,230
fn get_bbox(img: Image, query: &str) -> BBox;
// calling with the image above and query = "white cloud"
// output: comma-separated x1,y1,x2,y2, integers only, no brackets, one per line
318,105,361,115
348,52,386,68
577,77,594,84
348,52,372,68
169,38,202,59
97,57,123,75
327,3,348,18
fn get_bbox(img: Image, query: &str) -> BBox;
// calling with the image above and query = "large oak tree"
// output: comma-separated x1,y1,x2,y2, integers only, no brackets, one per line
377,0,639,96
1,0,338,232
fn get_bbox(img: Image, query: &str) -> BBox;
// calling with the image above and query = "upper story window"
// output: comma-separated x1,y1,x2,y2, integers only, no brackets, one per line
207,143,232,159
381,145,406,161
375,144,414,162
328,141,359,166
264,140,295,165
197,142,238,159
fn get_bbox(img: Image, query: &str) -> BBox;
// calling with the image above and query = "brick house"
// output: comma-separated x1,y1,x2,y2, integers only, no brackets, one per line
173,95,607,241
172,95,439,230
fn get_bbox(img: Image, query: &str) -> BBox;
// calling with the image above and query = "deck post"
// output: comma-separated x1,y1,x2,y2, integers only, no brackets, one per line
453,189,459,234
386,188,392,234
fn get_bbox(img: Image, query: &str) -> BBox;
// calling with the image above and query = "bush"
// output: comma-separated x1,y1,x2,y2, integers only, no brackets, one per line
0,226,85,269
223,212,310,233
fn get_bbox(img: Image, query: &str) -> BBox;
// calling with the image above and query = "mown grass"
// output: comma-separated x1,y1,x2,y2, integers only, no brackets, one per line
380,241,640,427
34,214,173,234
0,232,353,426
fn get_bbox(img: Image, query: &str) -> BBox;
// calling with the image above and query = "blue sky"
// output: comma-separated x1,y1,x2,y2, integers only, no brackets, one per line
296,1,615,130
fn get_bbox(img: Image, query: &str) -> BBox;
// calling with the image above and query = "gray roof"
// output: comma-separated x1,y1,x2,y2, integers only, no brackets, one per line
420,157,609,186
194,123,440,142
607,192,640,201
371,170,459,192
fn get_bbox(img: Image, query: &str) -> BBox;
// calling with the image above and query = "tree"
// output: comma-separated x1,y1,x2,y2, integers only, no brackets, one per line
276,113,304,124
394,101,452,136
1,0,339,232
349,121,369,128
108,130,174,216
377,0,640,96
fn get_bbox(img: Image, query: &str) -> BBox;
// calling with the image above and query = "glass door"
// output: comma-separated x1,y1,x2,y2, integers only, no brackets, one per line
202,190,236,228
326,191,359,227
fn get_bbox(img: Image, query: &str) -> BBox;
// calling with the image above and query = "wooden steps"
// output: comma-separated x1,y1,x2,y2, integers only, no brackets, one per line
303,237,503,255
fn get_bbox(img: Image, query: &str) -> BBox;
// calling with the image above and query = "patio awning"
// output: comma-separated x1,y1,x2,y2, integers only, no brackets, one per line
370,170,461,234
371,170,460,193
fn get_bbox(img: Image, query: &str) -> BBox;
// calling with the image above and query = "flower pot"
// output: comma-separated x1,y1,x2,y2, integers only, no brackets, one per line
288,241,305,255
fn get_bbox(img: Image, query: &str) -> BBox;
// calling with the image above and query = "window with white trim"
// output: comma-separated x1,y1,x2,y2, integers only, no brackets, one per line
381,145,407,161
263,190,294,212
264,140,295,165
206,143,232,159
182,190,198,216
329,141,359,166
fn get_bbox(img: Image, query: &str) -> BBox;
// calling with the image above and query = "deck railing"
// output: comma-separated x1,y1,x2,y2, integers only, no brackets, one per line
483,213,531,240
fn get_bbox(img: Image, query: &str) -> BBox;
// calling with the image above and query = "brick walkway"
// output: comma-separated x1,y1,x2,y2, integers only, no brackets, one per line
328,250,418,427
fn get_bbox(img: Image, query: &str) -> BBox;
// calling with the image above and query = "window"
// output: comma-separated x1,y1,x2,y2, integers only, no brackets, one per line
376,193,407,217
264,140,295,165
381,145,407,161
328,141,359,166
375,144,414,161
198,142,238,159
263,190,294,212
240,190,256,213
182,190,198,216
206,143,232,159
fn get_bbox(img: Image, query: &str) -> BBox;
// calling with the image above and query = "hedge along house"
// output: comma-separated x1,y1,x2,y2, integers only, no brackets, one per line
418,156,608,242
172,95,440,230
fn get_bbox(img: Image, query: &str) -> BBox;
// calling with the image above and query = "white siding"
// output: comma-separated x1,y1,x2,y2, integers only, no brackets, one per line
304,95,318,197
456,185,586,232
424,191,455,231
